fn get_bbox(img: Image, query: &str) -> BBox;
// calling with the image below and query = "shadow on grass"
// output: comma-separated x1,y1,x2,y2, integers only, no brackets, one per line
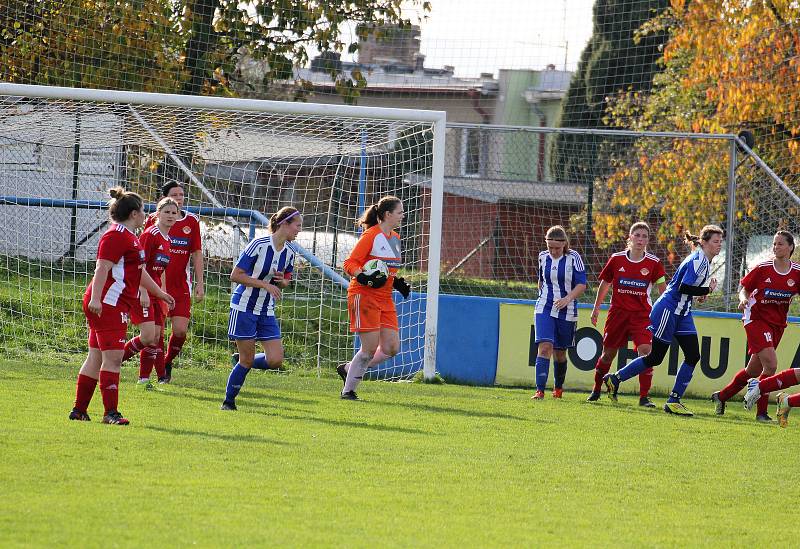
154,389,313,415
584,398,767,426
142,425,296,446
177,381,321,406
247,408,434,436
377,399,532,422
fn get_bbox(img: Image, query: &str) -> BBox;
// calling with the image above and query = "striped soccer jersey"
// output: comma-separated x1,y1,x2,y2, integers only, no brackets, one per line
535,249,587,322
230,236,296,316
658,249,710,316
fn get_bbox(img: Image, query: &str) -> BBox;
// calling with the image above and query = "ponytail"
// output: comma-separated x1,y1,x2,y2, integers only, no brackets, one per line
108,186,143,222
357,196,402,229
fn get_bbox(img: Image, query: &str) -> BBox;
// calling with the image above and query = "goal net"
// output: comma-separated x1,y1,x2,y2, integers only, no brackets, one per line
0,84,444,380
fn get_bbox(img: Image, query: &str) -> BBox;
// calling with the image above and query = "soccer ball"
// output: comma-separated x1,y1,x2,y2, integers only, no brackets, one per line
362,258,389,279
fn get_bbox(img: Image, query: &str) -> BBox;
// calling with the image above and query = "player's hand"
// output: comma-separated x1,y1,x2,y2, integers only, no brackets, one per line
709,277,718,292
161,292,176,310
393,277,411,299
554,297,570,310
356,271,387,289
590,308,599,326
263,281,282,300
88,298,102,316
140,292,151,309
697,295,708,303
193,282,205,303
271,272,289,289
738,298,748,311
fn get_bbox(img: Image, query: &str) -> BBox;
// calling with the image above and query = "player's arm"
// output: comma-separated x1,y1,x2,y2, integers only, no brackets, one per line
141,270,175,309
737,269,758,310
342,233,374,277
591,280,612,326
191,249,205,302
231,266,281,300
87,260,114,315
655,278,667,294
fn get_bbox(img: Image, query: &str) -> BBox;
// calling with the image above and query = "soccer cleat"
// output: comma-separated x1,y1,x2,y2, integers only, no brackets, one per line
639,396,656,408
586,391,601,402
711,391,725,415
165,363,173,379
603,373,620,402
663,401,694,417
68,408,91,421
231,353,239,368
743,378,761,411
552,388,563,399
157,377,170,385
755,413,774,423
136,380,155,390
336,363,348,384
220,400,237,411
531,390,545,400
102,410,130,425
776,392,791,428
340,391,360,401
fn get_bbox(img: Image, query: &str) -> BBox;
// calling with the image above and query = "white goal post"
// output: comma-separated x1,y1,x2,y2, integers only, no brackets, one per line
0,82,445,381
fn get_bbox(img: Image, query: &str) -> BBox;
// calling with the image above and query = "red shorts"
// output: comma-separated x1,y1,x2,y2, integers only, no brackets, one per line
603,308,652,351
348,292,398,333
168,292,192,318
130,297,165,326
744,319,785,355
82,293,130,351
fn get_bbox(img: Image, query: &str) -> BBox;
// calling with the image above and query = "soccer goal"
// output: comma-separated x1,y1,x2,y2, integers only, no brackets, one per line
0,83,445,381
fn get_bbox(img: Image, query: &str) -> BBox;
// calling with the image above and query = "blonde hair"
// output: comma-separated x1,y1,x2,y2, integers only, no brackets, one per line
627,221,650,250
156,197,179,213
545,225,570,251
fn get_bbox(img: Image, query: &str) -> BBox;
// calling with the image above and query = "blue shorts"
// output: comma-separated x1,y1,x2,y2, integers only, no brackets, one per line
649,304,696,343
228,309,281,341
534,313,576,350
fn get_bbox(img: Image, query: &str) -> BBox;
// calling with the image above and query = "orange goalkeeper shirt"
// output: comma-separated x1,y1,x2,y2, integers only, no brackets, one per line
343,225,402,299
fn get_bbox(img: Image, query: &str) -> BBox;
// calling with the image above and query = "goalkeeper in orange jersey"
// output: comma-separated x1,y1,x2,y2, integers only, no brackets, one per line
337,196,411,400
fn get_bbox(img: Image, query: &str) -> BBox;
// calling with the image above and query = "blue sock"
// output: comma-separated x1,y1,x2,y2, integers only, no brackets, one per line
535,356,550,391
553,361,568,389
251,353,269,370
616,356,648,383
225,363,250,403
668,362,695,402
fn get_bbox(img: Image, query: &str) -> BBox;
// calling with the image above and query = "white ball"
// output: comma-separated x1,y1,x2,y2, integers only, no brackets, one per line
362,258,389,278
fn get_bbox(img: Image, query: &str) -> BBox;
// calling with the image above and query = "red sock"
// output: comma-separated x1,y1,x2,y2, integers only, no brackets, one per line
718,368,750,402
123,336,144,362
138,347,159,379
787,394,800,407
165,334,186,365
756,373,770,416
760,369,800,394
99,370,120,414
154,347,166,378
74,374,98,412
593,358,611,392
639,367,654,398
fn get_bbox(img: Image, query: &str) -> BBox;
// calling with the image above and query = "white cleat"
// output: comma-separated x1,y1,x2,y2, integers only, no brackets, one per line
743,378,761,411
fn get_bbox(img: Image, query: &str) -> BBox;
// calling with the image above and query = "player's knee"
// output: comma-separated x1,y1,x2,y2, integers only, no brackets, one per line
384,344,400,357
268,358,283,370
762,363,777,376
537,342,553,358
684,352,701,366
172,327,188,338
139,333,157,347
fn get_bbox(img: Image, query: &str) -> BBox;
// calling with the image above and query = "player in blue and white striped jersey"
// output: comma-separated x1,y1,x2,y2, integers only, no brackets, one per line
604,225,725,416
221,207,302,411
532,226,587,399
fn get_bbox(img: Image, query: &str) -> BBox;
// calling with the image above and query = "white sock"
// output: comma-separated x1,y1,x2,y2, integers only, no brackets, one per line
343,350,373,393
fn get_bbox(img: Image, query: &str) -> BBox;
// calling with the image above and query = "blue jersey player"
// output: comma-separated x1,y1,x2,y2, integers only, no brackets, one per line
532,225,588,399
221,207,302,411
603,225,724,416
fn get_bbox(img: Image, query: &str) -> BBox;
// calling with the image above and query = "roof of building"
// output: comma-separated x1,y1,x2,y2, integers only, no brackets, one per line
408,174,587,204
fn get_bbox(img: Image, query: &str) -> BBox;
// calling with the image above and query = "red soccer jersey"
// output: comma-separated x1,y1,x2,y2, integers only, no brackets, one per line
599,251,667,313
86,224,144,307
741,260,800,327
139,225,171,293
145,211,201,295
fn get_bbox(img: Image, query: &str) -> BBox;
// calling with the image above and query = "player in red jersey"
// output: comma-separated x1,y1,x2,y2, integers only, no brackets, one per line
122,197,179,388
69,188,173,425
144,182,204,381
588,222,667,406
714,230,800,422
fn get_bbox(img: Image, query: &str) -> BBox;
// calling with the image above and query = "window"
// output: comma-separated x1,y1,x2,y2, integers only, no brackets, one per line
460,128,482,176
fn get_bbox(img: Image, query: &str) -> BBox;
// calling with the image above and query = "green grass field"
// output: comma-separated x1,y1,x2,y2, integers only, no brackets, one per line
2,360,798,548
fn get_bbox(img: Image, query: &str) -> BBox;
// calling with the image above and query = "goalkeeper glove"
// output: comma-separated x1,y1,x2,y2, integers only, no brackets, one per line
393,277,411,299
356,271,387,289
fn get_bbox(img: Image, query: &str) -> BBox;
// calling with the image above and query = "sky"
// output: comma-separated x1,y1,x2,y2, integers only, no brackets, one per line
409,0,596,76
332,0,597,77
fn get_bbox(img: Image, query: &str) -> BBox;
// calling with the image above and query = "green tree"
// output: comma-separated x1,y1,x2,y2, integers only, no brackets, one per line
0,0,430,99
549,0,669,186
